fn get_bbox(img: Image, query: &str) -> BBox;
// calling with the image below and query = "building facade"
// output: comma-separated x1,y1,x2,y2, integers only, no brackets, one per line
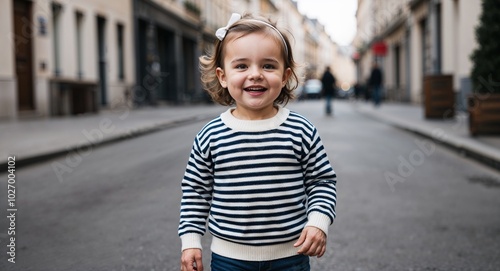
133,0,203,106
354,0,482,106
0,0,355,119
0,0,135,119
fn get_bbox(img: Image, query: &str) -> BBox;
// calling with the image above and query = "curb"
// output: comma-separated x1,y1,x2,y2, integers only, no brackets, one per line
355,107,500,171
394,123,500,171
6,114,216,170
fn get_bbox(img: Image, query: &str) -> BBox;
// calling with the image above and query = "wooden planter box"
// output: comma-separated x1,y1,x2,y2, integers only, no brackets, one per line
423,75,455,119
468,93,500,136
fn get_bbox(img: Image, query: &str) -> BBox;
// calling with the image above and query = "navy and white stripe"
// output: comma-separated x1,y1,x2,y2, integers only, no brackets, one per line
179,107,337,247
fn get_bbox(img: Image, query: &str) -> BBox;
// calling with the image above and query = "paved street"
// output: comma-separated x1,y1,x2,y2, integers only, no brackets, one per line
1,100,500,271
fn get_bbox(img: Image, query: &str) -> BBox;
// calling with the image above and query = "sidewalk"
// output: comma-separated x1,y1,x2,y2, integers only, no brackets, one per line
352,101,500,170
1,101,499,171
0,104,224,167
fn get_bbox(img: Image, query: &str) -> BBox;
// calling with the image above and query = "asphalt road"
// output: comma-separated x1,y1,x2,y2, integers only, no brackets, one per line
1,100,499,271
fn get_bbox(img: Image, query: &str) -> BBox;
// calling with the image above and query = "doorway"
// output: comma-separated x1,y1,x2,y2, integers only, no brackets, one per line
157,27,177,102
13,0,34,111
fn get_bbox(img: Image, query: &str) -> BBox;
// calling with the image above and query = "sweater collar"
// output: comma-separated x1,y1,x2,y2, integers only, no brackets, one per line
220,106,290,132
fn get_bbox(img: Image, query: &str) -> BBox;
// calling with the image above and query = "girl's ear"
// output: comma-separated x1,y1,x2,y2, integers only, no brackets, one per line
282,68,292,87
216,67,227,88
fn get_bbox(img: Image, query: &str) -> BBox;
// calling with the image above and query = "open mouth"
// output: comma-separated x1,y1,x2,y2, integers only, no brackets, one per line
244,87,267,92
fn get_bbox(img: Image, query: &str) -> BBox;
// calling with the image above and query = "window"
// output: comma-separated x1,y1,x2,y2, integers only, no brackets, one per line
394,44,400,89
52,2,62,76
117,23,125,80
76,11,84,78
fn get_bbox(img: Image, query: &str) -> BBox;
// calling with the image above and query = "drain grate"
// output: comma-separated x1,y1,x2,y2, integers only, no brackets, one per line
467,175,500,188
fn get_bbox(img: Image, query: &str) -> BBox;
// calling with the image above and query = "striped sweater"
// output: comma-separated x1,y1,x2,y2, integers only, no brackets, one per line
178,106,337,261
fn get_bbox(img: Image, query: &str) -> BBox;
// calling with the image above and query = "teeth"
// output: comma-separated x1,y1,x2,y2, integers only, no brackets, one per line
246,88,265,91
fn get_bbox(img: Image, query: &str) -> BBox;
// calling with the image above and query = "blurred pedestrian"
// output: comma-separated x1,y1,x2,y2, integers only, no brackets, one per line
368,61,383,107
178,13,338,271
321,66,336,115
353,82,364,100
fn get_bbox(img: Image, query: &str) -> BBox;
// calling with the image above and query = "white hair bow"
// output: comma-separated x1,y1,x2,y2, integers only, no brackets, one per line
215,13,242,41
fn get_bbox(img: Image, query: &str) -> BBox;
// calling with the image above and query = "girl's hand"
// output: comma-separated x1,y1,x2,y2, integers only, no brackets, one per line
181,248,203,271
294,226,327,258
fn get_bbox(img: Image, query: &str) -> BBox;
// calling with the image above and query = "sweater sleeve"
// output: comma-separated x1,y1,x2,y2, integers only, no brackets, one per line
301,128,337,234
178,135,214,250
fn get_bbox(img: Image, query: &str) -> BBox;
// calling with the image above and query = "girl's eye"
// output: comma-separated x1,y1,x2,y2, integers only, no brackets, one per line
235,64,247,69
263,64,276,70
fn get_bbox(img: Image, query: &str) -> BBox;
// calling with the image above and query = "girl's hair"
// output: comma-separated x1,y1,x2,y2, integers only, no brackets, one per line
200,13,299,106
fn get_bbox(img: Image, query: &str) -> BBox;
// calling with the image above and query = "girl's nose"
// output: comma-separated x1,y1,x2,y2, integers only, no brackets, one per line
248,68,263,81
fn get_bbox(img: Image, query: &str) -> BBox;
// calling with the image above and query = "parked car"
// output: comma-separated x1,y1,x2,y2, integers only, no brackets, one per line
294,84,304,100
303,79,322,99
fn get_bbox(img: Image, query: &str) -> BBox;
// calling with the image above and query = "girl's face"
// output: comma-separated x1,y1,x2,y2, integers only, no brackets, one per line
216,31,291,120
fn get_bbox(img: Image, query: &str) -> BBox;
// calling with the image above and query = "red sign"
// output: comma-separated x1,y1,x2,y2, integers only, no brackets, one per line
372,41,387,56
352,51,360,60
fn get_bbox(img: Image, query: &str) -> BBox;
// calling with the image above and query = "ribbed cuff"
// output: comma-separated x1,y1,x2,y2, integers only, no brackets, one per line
305,212,331,236
180,233,203,251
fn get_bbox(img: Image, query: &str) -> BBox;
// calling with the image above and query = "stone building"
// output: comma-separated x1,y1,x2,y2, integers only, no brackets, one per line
0,0,135,119
353,0,481,105
134,0,198,105
0,0,356,119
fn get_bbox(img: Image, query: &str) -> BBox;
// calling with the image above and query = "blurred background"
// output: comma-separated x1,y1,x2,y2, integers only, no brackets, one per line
0,0,490,118
1,0,500,270
1,0,358,117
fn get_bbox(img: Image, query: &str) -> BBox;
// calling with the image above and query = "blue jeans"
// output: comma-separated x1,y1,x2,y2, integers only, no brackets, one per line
325,94,333,115
372,85,382,106
211,253,310,271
